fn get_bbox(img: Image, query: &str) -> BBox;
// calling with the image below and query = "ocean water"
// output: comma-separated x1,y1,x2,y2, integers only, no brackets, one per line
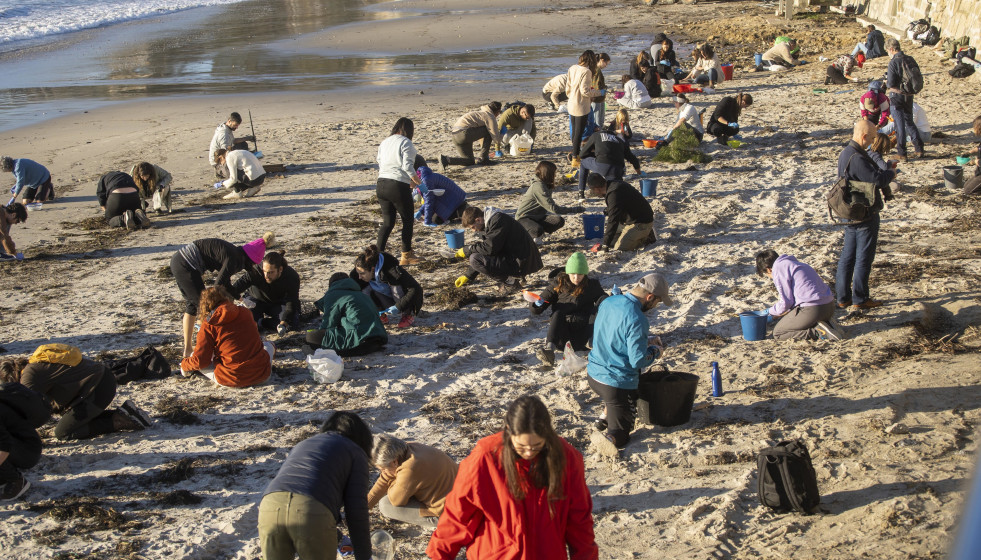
0,0,247,49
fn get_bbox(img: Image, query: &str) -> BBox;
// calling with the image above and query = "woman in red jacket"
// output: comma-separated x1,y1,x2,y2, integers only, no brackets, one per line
427,395,598,560
180,287,274,387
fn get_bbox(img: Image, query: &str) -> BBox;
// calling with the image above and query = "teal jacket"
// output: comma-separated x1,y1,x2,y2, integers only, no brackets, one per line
314,278,388,351
587,293,657,389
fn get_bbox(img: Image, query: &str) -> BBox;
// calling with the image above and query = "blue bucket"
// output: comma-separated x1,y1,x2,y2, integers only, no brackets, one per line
754,53,763,66
739,311,768,341
641,178,658,197
444,228,465,249
583,214,604,239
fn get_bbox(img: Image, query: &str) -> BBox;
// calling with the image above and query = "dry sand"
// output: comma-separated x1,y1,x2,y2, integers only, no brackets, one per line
1,1,980,558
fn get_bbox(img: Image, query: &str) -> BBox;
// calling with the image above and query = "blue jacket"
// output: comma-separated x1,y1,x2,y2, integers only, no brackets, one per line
417,167,467,224
10,159,51,195
865,30,885,59
587,293,656,389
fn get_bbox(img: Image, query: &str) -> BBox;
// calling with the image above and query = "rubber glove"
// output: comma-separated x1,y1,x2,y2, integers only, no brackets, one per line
728,122,739,129
213,182,223,189
611,284,622,295
414,208,424,221
416,183,429,195
533,299,545,307
495,150,504,158
7,196,15,206
454,248,466,259
637,169,645,176
380,305,399,316
763,310,775,324
660,59,671,66
425,222,439,227
276,323,288,336
598,89,607,96
455,275,469,288
14,252,23,261
9,187,15,194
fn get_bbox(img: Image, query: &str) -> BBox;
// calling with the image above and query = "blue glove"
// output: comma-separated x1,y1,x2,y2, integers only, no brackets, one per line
213,182,223,189
611,284,622,296
763,310,775,323
416,183,429,195
728,122,739,129
9,187,15,194
598,89,607,96
495,150,504,158
533,299,545,307
14,252,23,261
638,170,646,177
380,305,399,316
414,208,423,220
660,59,671,66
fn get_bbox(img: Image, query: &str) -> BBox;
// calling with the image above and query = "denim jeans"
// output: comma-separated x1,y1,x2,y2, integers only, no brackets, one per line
851,42,869,57
836,213,880,305
889,93,923,157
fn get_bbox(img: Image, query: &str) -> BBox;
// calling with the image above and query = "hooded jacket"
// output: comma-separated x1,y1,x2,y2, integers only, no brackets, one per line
602,181,654,248
497,106,537,139
580,131,640,172
426,433,598,560
0,383,48,469
766,255,835,316
180,302,271,387
96,171,138,207
417,167,467,224
314,278,388,351
464,208,543,279
366,442,459,518
231,263,302,322
452,106,503,146
514,178,575,222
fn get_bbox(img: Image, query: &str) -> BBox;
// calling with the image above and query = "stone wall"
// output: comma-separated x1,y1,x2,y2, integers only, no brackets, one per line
848,0,980,42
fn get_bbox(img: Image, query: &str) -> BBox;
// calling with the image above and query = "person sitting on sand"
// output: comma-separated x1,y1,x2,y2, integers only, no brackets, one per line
762,39,800,70
587,273,670,455
215,149,264,199
259,411,373,560
860,81,890,129
498,103,537,155
851,24,886,60
587,175,654,252
367,434,458,529
454,206,543,293
427,395,598,560
628,52,661,100
530,252,607,366
171,234,271,357
682,43,720,87
350,244,423,329
577,129,642,201
441,102,503,169
880,102,932,144
666,93,704,143
130,162,173,214
0,382,50,501
617,74,653,110
2,157,54,204
542,74,569,110
231,250,301,335
515,161,582,244
0,202,27,261
606,108,634,142
0,344,151,440
305,272,389,357
651,38,679,81
963,115,981,196
414,166,467,226
96,171,150,230
754,249,844,341
208,112,254,180
706,93,753,146
825,53,862,85
179,287,274,387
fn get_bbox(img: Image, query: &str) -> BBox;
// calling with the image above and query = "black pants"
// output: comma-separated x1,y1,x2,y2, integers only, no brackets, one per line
171,253,205,315
570,115,589,158
447,127,492,166
546,311,594,352
229,171,265,193
588,375,637,448
21,177,54,202
518,215,565,238
432,203,466,225
469,253,522,283
0,422,41,484
826,65,850,85
213,142,250,179
542,91,568,109
105,191,142,226
54,369,118,440
251,301,299,330
376,178,414,253
303,331,386,357
706,120,735,143
367,288,424,316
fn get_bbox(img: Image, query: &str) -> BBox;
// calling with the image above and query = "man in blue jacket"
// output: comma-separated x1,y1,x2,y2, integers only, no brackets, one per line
851,24,885,59
587,273,672,455
885,38,924,161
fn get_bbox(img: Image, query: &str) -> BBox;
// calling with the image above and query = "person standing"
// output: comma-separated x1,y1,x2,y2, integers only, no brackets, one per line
208,112,254,179
590,53,611,137
454,206,543,292
566,50,599,169
2,157,54,204
515,161,581,244
441,103,503,168
258,411,374,560
216,149,265,199
835,120,896,311
427,395,598,560
885,38,925,161
378,118,423,265
367,434,458,529
586,175,654,251
754,249,844,341
577,129,641,201
706,93,753,146
587,274,672,455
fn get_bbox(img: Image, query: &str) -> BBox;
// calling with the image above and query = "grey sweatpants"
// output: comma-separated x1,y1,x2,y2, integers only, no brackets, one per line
378,496,440,529
772,302,836,340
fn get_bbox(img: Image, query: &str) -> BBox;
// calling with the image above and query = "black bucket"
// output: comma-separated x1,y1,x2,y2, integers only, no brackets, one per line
636,370,700,427
943,166,964,190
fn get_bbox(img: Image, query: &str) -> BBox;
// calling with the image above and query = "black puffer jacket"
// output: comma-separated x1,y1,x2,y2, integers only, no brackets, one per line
531,275,607,317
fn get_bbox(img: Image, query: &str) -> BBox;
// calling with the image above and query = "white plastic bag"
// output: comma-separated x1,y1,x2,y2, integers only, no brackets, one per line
370,530,394,560
307,349,343,383
558,342,587,375
660,78,675,96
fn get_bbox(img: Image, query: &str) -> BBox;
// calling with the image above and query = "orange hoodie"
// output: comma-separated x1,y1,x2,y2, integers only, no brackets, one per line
180,302,270,387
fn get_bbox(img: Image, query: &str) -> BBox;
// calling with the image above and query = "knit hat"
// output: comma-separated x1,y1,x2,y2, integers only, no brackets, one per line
242,238,266,264
565,252,589,275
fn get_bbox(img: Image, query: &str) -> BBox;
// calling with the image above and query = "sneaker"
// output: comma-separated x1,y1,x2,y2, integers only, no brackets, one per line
849,299,883,311
223,190,243,199
244,185,262,198
439,154,449,173
113,409,145,431
590,430,620,457
380,313,389,325
134,209,151,229
0,474,30,501
397,314,415,328
476,158,497,166
120,399,152,428
123,210,136,231
536,346,555,366
594,418,608,432
814,320,845,341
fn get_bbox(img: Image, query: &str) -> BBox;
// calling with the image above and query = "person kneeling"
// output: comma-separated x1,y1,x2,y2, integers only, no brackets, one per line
232,251,301,335
455,206,543,293
216,149,265,199
531,252,607,365
587,174,655,251
367,434,458,529
180,287,274,387
351,244,423,329
755,250,845,341
305,273,389,357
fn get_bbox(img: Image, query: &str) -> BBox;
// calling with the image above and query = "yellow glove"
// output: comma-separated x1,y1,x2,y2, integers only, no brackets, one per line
455,275,470,288
455,248,466,259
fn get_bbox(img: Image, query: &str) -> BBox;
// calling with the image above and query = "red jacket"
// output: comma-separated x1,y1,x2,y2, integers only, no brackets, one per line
180,302,270,387
426,433,598,560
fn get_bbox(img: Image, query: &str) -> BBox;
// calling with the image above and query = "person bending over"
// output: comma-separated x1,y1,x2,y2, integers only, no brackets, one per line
617,74,653,110
441,102,503,168
531,252,607,366
414,166,467,226
97,171,149,230
2,157,54,204
515,161,581,244
577,129,641,201
216,149,264,199
367,434,458,529
208,112,254,180
497,103,537,155
0,382,51,501
762,39,800,70
541,74,569,110
350,244,423,329
706,93,753,146
0,202,27,261
587,175,654,251
860,81,890,129
131,161,173,213
826,54,862,85
666,93,704,143
306,272,389,357
231,250,301,335
754,249,844,341
454,206,543,293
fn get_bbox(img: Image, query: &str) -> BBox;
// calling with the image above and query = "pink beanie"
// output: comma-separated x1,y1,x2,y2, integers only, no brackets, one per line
242,238,266,264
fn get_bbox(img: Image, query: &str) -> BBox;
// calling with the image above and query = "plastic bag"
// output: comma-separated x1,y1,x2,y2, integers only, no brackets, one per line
371,530,395,560
306,348,343,383
558,342,588,375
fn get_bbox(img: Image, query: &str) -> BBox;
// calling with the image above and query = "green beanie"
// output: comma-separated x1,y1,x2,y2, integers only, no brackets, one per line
565,252,589,275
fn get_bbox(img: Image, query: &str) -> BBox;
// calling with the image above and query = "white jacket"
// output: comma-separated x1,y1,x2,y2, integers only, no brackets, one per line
222,150,265,188
376,134,418,184
618,79,652,109
209,123,234,166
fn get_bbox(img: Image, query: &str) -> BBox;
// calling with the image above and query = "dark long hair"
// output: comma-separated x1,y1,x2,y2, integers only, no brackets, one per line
500,395,566,505
355,245,381,271
390,117,414,140
556,272,588,297
535,161,557,189
322,411,373,457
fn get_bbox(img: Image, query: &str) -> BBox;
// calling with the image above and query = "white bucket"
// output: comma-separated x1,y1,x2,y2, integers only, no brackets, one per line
510,133,534,156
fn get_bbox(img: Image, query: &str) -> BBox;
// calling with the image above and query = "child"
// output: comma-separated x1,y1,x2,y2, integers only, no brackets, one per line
859,81,890,129
606,108,634,141
530,252,608,365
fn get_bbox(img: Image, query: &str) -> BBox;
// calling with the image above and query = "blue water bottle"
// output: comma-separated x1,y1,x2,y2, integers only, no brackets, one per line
711,361,723,397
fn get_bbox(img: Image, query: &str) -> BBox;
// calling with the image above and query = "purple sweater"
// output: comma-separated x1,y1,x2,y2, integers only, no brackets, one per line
768,255,834,316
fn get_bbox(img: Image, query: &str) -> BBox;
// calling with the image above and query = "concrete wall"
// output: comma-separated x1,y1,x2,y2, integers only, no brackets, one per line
848,0,980,43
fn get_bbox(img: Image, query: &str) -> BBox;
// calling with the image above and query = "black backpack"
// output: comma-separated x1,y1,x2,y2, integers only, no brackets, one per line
949,63,975,79
757,440,822,514
106,346,172,384
900,54,924,94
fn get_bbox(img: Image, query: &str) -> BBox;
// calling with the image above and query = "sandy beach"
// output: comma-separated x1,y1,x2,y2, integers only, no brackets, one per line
1,0,980,558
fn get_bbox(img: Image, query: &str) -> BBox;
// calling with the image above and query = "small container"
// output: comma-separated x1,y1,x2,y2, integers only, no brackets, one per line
812,88,827,94
444,228,465,250
641,178,658,197
956,155,971,165
711,361,723,397
754,53,763,66
642,139,658,148
25,203,43,211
